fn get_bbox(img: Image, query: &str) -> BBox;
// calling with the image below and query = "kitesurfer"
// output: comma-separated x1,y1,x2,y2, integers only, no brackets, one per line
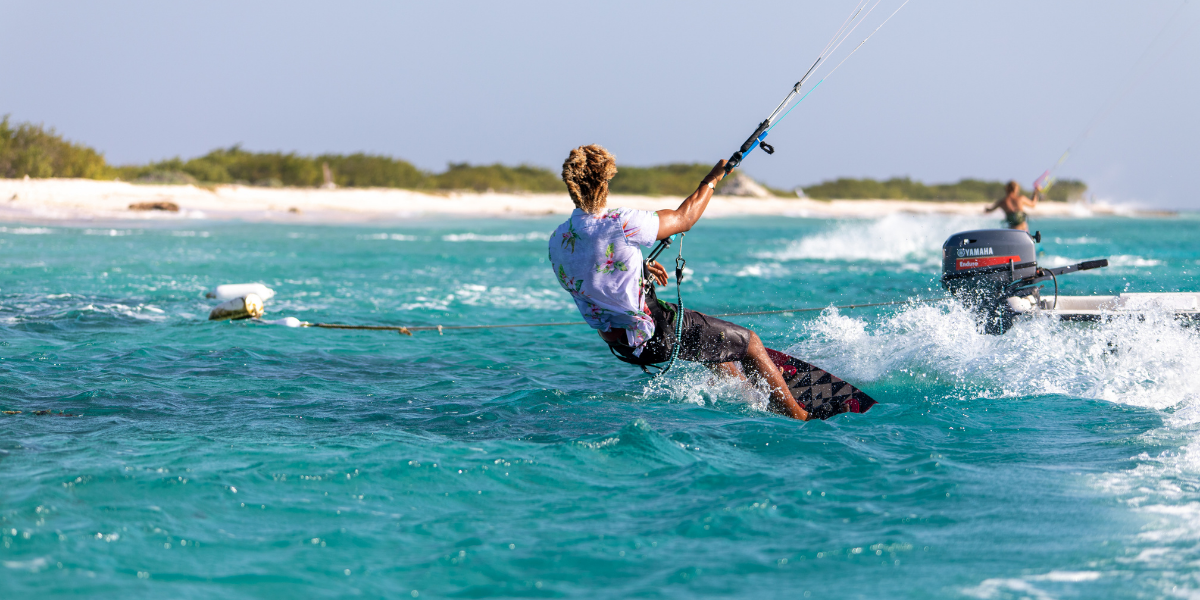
548,144,808,421
985,180,1042,231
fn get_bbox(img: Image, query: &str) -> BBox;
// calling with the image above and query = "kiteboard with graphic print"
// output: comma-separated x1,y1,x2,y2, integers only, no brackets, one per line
765,348,877,420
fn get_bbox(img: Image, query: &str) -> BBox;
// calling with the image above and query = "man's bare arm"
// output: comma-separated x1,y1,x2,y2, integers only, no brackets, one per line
656,160,727,240
1025,190,1040,210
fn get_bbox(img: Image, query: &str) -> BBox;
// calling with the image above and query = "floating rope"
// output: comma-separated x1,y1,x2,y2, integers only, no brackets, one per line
291,296,947,336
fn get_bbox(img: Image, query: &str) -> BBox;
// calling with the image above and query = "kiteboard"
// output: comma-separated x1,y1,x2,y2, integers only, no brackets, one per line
766,348,877,420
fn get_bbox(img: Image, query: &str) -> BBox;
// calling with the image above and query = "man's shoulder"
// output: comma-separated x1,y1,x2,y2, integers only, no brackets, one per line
603,207,659,226
606,206,654,216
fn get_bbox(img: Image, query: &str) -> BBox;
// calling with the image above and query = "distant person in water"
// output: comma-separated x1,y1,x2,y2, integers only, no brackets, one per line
547,144,809,421
985,180,1042,231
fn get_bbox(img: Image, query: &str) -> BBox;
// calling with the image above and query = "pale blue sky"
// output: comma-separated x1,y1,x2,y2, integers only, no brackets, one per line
2,1,1197,208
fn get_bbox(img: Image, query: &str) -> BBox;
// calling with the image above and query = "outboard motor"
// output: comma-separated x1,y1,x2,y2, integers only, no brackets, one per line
941,229,1110,334
941,229,1041,334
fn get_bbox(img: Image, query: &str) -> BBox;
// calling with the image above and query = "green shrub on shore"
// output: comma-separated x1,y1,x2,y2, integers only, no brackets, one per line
118,152,740,196
121,152,569,192
0,116,113,179
428,163,563,193
321,153,426,188
609,163,719,196
2,117,1090,201
802,176,1086,202
116,147,325,187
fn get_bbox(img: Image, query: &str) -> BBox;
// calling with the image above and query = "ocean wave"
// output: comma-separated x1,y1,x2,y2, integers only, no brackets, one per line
0,294,174,325
963,570,1105,599
2,557,49,572
734,263,789,278
788,297,1200,588
787,301,1200,408
1088,441,1200,584
570,419,696,467
357,233,420,241
441,232,548,243
0,227,54,235
645,363,773,414
1040,254,1161,269
755,214,988,267
647,291,1200,418
398,284,571,312
1053,236,1107,245
85,229,139,236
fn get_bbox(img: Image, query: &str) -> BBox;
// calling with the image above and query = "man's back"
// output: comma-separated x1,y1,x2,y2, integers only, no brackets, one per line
548,207,659,349
1000,193,1034,214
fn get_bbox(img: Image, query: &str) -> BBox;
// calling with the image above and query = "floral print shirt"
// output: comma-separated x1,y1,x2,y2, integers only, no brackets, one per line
549,207,660,354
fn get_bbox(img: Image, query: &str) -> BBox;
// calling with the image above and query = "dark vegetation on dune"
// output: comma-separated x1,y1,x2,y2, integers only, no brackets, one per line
1,116,1084,201
802,176,1087,203
0,116,111,179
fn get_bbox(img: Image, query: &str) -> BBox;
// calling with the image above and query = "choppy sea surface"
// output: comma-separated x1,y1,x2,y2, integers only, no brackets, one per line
2,213,1199,598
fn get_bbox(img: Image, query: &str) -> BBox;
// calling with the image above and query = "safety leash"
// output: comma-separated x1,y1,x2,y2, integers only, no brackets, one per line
648,234,687,380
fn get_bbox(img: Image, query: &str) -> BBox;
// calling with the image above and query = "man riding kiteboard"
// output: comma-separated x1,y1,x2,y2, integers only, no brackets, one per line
547,144,809,421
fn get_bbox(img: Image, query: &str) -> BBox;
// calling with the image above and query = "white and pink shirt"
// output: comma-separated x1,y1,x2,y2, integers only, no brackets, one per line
549,207,660,355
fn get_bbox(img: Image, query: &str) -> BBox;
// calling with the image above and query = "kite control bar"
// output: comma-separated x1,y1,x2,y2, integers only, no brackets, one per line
724,119,774,174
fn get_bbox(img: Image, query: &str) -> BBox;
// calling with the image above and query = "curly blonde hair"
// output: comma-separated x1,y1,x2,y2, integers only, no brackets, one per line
562,144,617,214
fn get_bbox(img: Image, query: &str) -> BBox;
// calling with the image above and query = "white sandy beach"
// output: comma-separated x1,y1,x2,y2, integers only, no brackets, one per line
0,178,1150,225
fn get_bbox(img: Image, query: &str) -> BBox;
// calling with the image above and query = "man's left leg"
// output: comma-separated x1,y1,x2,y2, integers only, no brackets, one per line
738,332,808,420
706,361,743,380
677,309,808,421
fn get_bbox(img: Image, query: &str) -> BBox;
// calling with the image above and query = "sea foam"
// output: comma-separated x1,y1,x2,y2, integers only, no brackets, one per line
754,213,991,269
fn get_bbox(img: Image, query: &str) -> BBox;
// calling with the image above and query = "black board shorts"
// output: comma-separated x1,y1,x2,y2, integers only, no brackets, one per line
607,297,753,367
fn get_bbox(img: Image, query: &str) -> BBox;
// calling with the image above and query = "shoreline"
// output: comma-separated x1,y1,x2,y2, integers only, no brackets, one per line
0,178,1170,225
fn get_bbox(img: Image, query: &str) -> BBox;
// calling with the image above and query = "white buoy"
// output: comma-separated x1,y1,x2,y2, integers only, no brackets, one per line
207,283,275,301
257,317,304,327
209,294,265,321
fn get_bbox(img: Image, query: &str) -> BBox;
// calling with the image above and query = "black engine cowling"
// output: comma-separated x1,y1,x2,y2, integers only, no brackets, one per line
941,229,1039,334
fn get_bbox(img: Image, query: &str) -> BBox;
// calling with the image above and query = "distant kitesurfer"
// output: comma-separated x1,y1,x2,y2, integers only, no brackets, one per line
548,144,809,421
985,180,1041,231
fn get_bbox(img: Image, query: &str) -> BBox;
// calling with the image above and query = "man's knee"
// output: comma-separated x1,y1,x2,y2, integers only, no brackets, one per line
744,331,764,353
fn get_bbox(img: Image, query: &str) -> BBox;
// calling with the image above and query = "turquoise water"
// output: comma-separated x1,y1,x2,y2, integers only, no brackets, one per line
2,213,1199,598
